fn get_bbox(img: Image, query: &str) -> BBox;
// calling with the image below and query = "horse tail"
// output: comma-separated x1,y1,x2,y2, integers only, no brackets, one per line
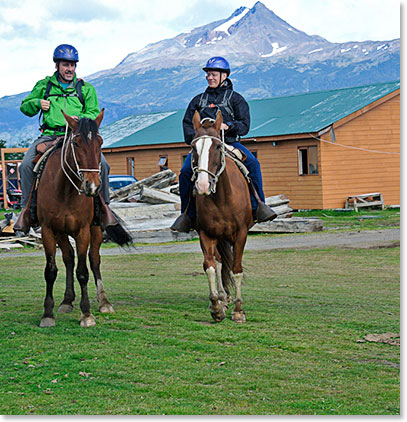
216,239,235,294
105,211,134,247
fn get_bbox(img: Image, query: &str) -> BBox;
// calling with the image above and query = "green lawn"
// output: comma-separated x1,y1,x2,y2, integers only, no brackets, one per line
0,246,400,415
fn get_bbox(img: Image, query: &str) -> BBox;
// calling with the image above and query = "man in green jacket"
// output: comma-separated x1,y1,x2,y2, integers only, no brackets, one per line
15,44,115,232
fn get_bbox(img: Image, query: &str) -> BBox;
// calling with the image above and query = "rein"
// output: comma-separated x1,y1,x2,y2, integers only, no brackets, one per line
191,133,226,194
60,123,101,195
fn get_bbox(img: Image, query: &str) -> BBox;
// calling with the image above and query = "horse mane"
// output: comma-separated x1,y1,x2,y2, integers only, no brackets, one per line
76,118,99,144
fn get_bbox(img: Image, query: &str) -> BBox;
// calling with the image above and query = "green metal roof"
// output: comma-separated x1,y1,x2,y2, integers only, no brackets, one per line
106,80,400,149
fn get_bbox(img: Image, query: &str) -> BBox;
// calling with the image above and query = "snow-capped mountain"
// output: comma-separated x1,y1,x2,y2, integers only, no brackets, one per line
0,1,399,144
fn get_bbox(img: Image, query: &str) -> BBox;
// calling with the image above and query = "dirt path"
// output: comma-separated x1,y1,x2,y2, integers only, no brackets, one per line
0,229,399,259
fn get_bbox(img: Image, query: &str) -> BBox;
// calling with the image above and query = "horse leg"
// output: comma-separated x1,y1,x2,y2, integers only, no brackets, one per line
231,230,247,324
57,234,75,313
215,249,232,305
75,229,96,327
89,225,114,313
40,227,58,327
200,232,226,322
215,258,229,309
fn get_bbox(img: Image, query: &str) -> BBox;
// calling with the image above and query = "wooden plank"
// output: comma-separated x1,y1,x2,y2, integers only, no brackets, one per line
139,186,181,204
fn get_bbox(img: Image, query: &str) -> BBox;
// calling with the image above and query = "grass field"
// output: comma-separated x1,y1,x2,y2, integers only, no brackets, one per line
0,244,399,415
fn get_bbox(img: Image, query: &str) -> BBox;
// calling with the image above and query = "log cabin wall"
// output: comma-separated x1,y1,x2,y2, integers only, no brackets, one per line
319,93,400,208
242,139,323,210
104,144,191,181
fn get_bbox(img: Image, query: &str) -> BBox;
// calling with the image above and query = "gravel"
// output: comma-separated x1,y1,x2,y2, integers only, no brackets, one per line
0,229,400,258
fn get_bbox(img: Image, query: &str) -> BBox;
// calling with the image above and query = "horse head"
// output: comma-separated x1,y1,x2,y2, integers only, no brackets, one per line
191,110,225,195
62,109,104,197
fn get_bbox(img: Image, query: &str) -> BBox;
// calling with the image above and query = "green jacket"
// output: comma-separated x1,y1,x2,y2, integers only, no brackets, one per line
20,72,100,136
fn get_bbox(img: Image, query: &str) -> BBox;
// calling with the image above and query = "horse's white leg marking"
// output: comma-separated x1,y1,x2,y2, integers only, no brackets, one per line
232,272,246,323
233,272,243,303
96,278,114,313
207,265,226,322
206,266,218,300
215,261,227,303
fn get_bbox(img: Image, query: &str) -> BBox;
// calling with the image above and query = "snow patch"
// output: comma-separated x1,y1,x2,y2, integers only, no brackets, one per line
377,43,389,50
213,7,249,35
260,42,287,57
341,47,351,53
308,48,323,54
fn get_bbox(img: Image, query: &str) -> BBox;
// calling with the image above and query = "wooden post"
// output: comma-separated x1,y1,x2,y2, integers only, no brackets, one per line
0,148,28,209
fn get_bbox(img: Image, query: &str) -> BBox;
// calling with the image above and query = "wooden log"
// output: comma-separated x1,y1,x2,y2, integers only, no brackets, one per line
250,217,323,233
110,169,177,201
139,186,181,204
265,194,290,207
110,202,181,219
271,204,293,217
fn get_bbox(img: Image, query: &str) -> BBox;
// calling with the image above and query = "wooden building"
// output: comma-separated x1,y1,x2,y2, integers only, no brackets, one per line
102,81,400,209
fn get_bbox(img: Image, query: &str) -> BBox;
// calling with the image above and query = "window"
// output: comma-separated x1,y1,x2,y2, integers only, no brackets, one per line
158,155,168,170
298,146,318,175
127,157,135,176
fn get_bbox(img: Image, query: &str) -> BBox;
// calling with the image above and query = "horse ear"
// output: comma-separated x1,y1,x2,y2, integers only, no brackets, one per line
192,111,202,132
214,110,223,133
95,108,105,129
62,111,78,131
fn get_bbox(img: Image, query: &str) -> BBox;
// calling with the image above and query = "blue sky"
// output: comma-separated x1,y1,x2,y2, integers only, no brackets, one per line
0,0,401,97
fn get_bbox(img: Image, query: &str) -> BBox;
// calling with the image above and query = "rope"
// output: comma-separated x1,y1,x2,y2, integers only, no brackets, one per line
309,133,400,155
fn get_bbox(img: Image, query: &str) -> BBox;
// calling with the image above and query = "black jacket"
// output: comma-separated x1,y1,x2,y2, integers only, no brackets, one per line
182,79,250,144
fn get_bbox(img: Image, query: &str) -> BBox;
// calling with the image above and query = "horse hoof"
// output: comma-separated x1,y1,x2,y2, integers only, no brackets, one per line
58,304,74,313
99,304,115,313
232,311,246,323
40,317,56,327
80,314,96,328
210,306,226,323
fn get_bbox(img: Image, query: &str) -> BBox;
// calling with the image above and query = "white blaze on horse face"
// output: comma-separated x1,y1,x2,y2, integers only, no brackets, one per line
195,136,212,195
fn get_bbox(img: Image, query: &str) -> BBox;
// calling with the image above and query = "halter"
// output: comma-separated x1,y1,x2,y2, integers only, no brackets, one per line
60,123,101,195
191,133,226,194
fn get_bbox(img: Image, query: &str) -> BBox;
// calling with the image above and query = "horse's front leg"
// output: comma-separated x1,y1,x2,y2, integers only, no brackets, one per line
231,229,248,323
89,225,114,313
199,232,226,322
57,234,75,313
75,228,96,327
40,227,58,327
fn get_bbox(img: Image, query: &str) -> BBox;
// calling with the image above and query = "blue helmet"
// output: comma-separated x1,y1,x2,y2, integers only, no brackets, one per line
203,56,230,76
53,44,79,63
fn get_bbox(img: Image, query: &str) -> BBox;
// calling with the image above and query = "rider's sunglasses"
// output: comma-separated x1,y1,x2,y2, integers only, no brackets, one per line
206,72,220,78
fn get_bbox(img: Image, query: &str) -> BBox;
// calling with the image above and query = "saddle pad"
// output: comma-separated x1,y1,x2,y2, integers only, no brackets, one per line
224,144,245,161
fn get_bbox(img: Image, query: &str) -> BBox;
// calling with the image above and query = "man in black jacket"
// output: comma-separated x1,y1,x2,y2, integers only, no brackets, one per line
171,56,276,233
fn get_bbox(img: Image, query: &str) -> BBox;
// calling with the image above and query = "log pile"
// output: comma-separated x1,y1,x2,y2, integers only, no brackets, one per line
108,170,322,242
110,169,177,203
0,213,43,250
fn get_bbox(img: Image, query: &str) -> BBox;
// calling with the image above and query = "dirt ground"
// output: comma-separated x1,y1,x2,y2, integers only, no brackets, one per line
0,228,400,259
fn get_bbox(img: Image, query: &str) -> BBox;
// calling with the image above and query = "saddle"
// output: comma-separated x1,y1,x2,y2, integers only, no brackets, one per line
223,144,250,181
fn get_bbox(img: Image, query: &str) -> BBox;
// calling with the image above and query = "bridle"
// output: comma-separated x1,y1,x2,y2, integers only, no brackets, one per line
60,123,101,195
191,134,226,194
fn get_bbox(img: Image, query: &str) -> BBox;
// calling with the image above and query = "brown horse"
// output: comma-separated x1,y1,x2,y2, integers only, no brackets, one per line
190,111,252,323
37,110,131,328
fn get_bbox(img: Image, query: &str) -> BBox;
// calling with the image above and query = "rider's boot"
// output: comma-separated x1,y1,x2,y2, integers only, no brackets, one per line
254,201,278,223
170,213,193,233
14,187,37,234
95,194,121,230
13,207,31,234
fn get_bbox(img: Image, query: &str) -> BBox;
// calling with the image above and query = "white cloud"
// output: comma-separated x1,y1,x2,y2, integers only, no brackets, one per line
0,0,400,97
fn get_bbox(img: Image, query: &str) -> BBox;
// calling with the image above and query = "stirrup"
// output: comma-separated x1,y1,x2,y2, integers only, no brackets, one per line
13,207,31,234
170,213,193,233
255,202,278,223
